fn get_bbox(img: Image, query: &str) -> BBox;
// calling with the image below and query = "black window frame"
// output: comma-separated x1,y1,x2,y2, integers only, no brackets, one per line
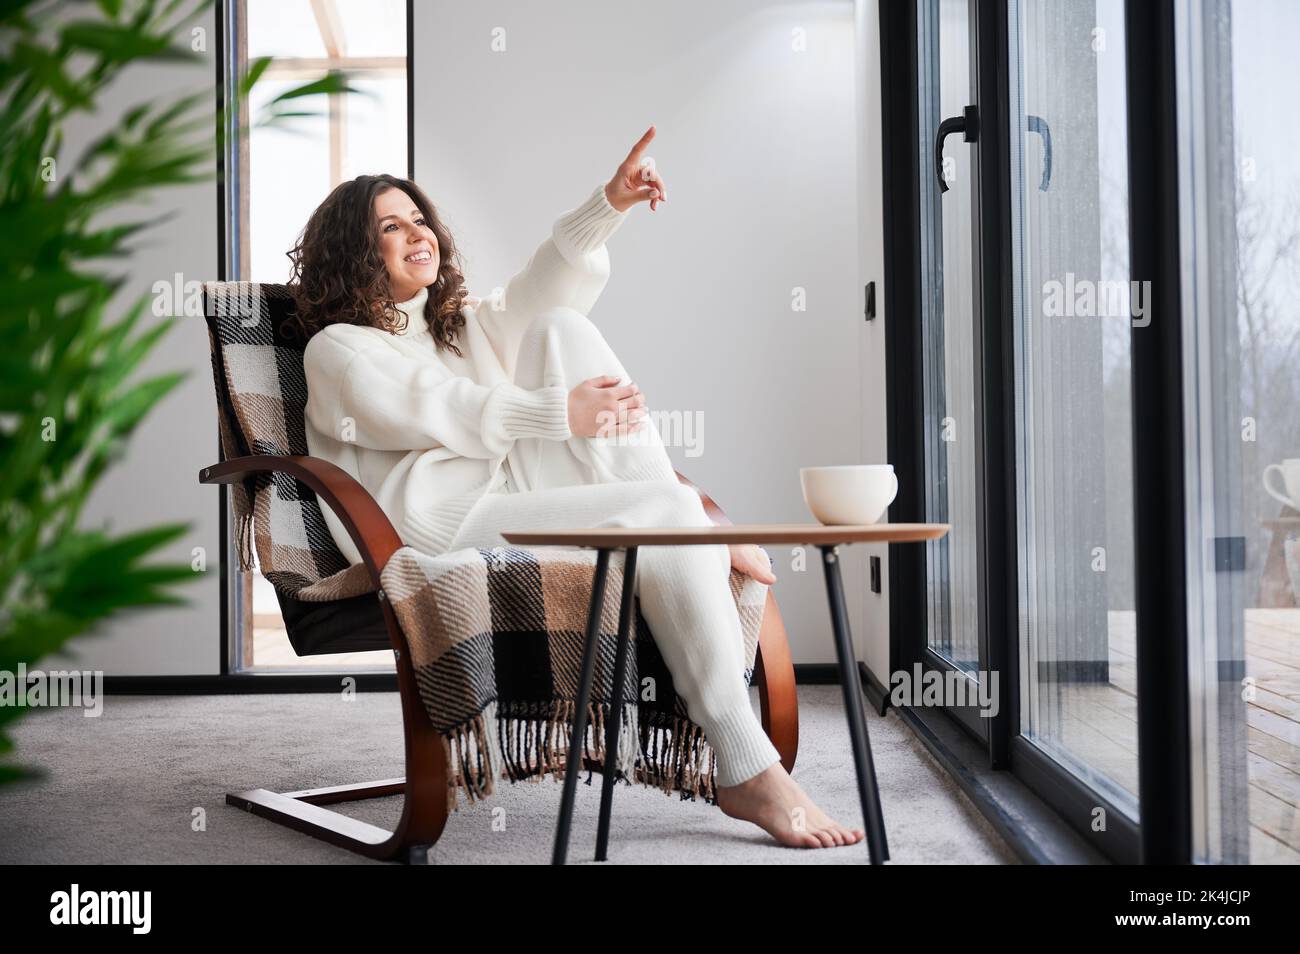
879,0,1193,865
210,0,416,684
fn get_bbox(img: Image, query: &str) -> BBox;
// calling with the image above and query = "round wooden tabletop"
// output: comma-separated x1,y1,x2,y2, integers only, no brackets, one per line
501,522,950,548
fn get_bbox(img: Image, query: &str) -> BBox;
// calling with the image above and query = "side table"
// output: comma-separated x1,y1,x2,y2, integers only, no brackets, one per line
501,522,950,865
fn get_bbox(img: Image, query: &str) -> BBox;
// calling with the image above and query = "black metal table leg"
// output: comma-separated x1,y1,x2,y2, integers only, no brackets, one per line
818,544,890,864
552,547,612,866
596,546,638,861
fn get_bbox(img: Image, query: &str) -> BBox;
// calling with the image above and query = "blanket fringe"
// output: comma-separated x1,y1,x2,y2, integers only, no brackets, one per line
234,503,257,573
441,699,721,810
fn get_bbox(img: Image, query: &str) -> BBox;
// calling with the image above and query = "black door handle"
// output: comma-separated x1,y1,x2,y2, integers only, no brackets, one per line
934,104,979,193
1027,114,1052,191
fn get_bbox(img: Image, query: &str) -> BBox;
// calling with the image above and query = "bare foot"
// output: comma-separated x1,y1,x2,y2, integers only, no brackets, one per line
728,544,776,585
715,762,865,848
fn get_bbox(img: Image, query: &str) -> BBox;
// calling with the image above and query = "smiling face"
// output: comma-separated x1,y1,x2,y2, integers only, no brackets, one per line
373,186,441,302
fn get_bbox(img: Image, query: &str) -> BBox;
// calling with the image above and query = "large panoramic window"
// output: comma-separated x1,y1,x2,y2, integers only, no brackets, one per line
1011,0,1139,816
1178,0,1300,865
884,0,1298,864
230,0,409,672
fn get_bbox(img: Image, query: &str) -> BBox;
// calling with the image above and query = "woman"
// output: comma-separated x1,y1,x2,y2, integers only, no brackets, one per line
290,126,862,850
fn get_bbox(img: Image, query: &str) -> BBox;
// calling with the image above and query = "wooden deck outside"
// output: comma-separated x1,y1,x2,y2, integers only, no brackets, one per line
252,620,394,671
1039,609,1299,863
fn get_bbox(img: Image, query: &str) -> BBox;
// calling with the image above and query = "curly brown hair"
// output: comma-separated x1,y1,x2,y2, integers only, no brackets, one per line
285,174,469,355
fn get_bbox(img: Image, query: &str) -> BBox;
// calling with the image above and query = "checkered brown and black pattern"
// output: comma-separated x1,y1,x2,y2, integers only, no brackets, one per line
381,544,767,807
203,281,372,601
202,281,768,806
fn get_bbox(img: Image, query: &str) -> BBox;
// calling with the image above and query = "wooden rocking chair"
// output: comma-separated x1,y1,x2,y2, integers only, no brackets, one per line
200,281,799,863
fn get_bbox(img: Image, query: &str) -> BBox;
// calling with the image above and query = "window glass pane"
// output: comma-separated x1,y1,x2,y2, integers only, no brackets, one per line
345,77,408,178
247,0,327,59
919,0,982,677
248,76,331,284
246,74,407,284
334,0,408,57
1010,0,1138,812
1179,0,1300,865
238,0,407,671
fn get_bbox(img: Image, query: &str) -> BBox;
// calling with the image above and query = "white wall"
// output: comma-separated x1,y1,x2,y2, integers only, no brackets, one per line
49,8,224,675
51,0,886,676
413,0,869,664
854,0,891,680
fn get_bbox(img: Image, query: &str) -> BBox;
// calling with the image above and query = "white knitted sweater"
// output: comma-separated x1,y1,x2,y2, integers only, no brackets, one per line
303,183,629,564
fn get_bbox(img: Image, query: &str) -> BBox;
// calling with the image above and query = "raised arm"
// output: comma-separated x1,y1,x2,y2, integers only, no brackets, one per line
477,126,669,372
475,184,628,367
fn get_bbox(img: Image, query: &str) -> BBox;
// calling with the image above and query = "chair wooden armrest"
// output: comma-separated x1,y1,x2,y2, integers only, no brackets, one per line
199,454,402,587
201,453,453,860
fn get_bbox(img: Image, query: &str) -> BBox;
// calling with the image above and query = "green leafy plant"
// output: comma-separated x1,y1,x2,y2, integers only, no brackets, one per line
0,0,355,784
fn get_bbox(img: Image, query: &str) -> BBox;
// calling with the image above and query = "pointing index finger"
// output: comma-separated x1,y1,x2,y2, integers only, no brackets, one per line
624,125,656,164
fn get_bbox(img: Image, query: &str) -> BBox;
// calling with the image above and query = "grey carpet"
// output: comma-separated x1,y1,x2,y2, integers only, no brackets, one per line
0,686,1016,864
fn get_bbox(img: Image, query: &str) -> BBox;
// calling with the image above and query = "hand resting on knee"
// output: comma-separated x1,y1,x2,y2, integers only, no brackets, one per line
567,375,649,438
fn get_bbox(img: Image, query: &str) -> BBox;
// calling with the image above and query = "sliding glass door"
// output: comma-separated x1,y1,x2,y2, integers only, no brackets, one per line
887,0,1299,866
889,0,1146,861
910,0,1143,776
1177,0,1300,866
1008,0,1140,816
915,0,988,738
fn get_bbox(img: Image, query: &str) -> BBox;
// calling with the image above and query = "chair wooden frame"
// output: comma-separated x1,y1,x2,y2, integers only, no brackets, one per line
201,453,799,863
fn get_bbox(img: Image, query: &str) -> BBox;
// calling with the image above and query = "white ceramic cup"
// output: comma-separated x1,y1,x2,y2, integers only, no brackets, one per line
1263,458,1300,511
800,464,899,526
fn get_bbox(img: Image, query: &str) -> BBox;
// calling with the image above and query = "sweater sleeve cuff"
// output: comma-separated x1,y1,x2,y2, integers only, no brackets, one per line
552,183,629,258
487,382,572,443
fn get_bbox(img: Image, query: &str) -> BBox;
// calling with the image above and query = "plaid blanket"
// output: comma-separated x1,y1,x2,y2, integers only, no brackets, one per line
381,545,768,807
203,281,769,806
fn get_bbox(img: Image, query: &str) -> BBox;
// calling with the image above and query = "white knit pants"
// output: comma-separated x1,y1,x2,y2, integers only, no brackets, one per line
447,306,781,787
